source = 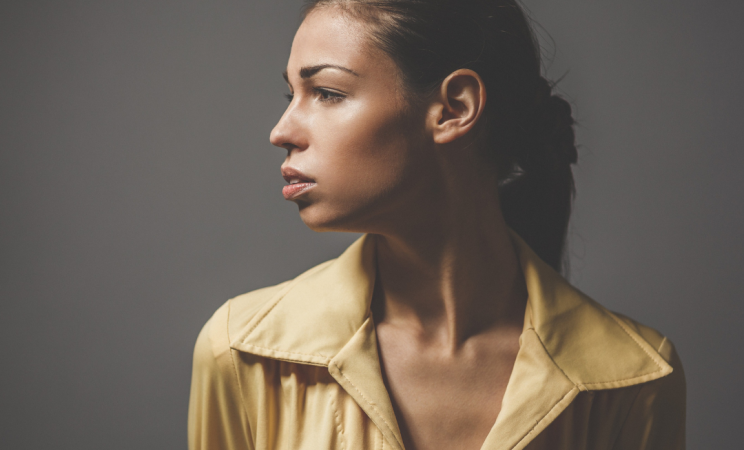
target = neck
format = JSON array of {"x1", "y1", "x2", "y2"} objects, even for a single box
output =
[{"x1": 371, "y1": 164, "x2": 527, "y2": 352}]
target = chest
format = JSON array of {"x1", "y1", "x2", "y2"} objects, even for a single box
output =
[{"x1": 374, "y1": 327, "x2": 521, "y2": 450}]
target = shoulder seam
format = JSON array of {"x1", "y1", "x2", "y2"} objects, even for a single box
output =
[{"x1": 657, "y1": 336, "x2": 669, "y2": 353}]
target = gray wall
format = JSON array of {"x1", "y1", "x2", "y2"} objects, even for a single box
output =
[{"x1": 1, "y1": 0, "x2": 741, "y2": 448}]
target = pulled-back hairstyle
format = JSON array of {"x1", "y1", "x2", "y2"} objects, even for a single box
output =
[{"x1": 304, "y1": 0, "x2": 578, "y2": 272}]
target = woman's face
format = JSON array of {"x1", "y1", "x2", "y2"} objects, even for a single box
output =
[{"x1": 270, "y1": 7, "x2": 435, "y2": 233}]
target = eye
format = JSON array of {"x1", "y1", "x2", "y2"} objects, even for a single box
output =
[
  {"x1": 314, "y1": 88, "x2": 345, "y2": 104},
  {"x1": 285, "y1": 92, "x2": 294, "y2": 102}
]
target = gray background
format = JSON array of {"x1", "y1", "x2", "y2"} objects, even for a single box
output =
[{"x1": 1, "y1": 0, "x2": 741, "y2": 448}]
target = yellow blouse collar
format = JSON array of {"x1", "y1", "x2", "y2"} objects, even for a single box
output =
[{"x1": 229, "y1": 232, "x2": 672, "y2": 450}]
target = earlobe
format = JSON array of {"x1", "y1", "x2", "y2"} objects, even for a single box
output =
[{"x1": 431, "y1": 69, "x2": 486, "y2": 145}]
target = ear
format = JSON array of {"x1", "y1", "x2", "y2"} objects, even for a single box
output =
[{"x1": 427, "y1": 69, "x2": 486, "y2": 145}]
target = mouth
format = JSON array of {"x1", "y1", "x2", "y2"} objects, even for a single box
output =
[{"x1": 281, "y1": 166, "x2": 317, "y2": 200}]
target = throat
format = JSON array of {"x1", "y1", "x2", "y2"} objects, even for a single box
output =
[{"x1": 370, "y1": 229, "x2": 527, "y2": 350}]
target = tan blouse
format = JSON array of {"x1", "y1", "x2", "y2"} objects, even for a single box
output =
[{"x1": 188, "y1": 233, "x2": 685, "y2": 449}]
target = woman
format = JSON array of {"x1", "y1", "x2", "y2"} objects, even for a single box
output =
[{"x1": 188, "y1": 1, "x2": 685, "y2": 449}]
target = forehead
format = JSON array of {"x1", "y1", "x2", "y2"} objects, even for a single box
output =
[{"x1": 287, "y1": 7, "x2": 387, "y2": 77}]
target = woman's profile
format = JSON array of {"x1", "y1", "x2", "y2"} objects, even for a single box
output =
[{"x1": 188, "y1": 1, "x2": 685, "y2": 449}]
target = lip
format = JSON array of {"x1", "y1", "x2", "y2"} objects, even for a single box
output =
[{"x1": 281, "y1": 166, "x2": 316, "y2": 200}]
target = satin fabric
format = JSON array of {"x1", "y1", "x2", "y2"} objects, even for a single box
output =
[{"x1": 188, "y1": 233, "x2": 685, "y2": 449}]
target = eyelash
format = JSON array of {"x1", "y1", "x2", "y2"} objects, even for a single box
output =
[{"x1": 285, "y1": 88, "x2": 345, "y2": 104}]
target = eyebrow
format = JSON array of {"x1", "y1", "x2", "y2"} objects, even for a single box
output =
[{"x1": 282, "y1": 64, "x2": 360, "y2": 83}]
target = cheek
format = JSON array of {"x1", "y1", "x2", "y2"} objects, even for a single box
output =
[
  {"x1": 307, "y1": 102, "x2": 424, "y2": 226},
  {"x1": 322, "y1": 109, "x2": 413, "y2": 200}
]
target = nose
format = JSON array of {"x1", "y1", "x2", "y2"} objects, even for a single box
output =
[{"x1": 270, "y1": 104, "x2": 306, "y2": 153}]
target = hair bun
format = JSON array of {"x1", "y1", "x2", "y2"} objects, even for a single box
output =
[{"x1": 531, "y1": 77, "x2": 578, "y2": 170}]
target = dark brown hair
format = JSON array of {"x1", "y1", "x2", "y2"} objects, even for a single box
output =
[{"x1": 304, "y1": 0, "x2": 578, "y2": 272}]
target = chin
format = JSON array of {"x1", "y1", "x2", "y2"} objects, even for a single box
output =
[
  {"x1": 297, "y1": 203, "x2": 340, "y2": 232},
  {"x1": 297, "y1": 202, "x2": 368, "y2": 234}
]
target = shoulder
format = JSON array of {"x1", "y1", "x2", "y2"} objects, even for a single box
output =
[
  {"x1": 226, "y1": 280, "x2": 295, "y2": 338},
  {"x1": 196, "y1": 258, "x2": 337, "y2": 357},
  {"x1": 610, "y1": 311, "x2": 681, "y2": 366},
  {"x1": 195, "y1": 280, "x2": 294, "y2": 360},
  {"x1": 609, "y1": 311, "x2": 686, "y2": 421},
  {"x1": 607, "y1": 313, "x2": 687, "y2": 448},
  {"x1": 607, "y1": 310, "x2": 685, "y2": 390},
  {"x1": 190, "y1": 283, "x2": 306, "y2": 450}
]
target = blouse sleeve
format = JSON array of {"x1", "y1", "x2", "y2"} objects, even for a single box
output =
[
  {"x1": 188, "y1": 303, "x2": 254, "y2": 450},
  {"x1": 612, "y1": 337, "x2": 686, "y2": 450}
]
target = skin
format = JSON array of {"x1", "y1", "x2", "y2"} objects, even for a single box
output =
[{"x1": 270, "y1": 7, "x2": 527, "y2": 450}]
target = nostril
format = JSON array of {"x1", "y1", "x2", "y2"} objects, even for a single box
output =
[{"x1": 270, "y1": 131, "x2": 298, "y2": 152}]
